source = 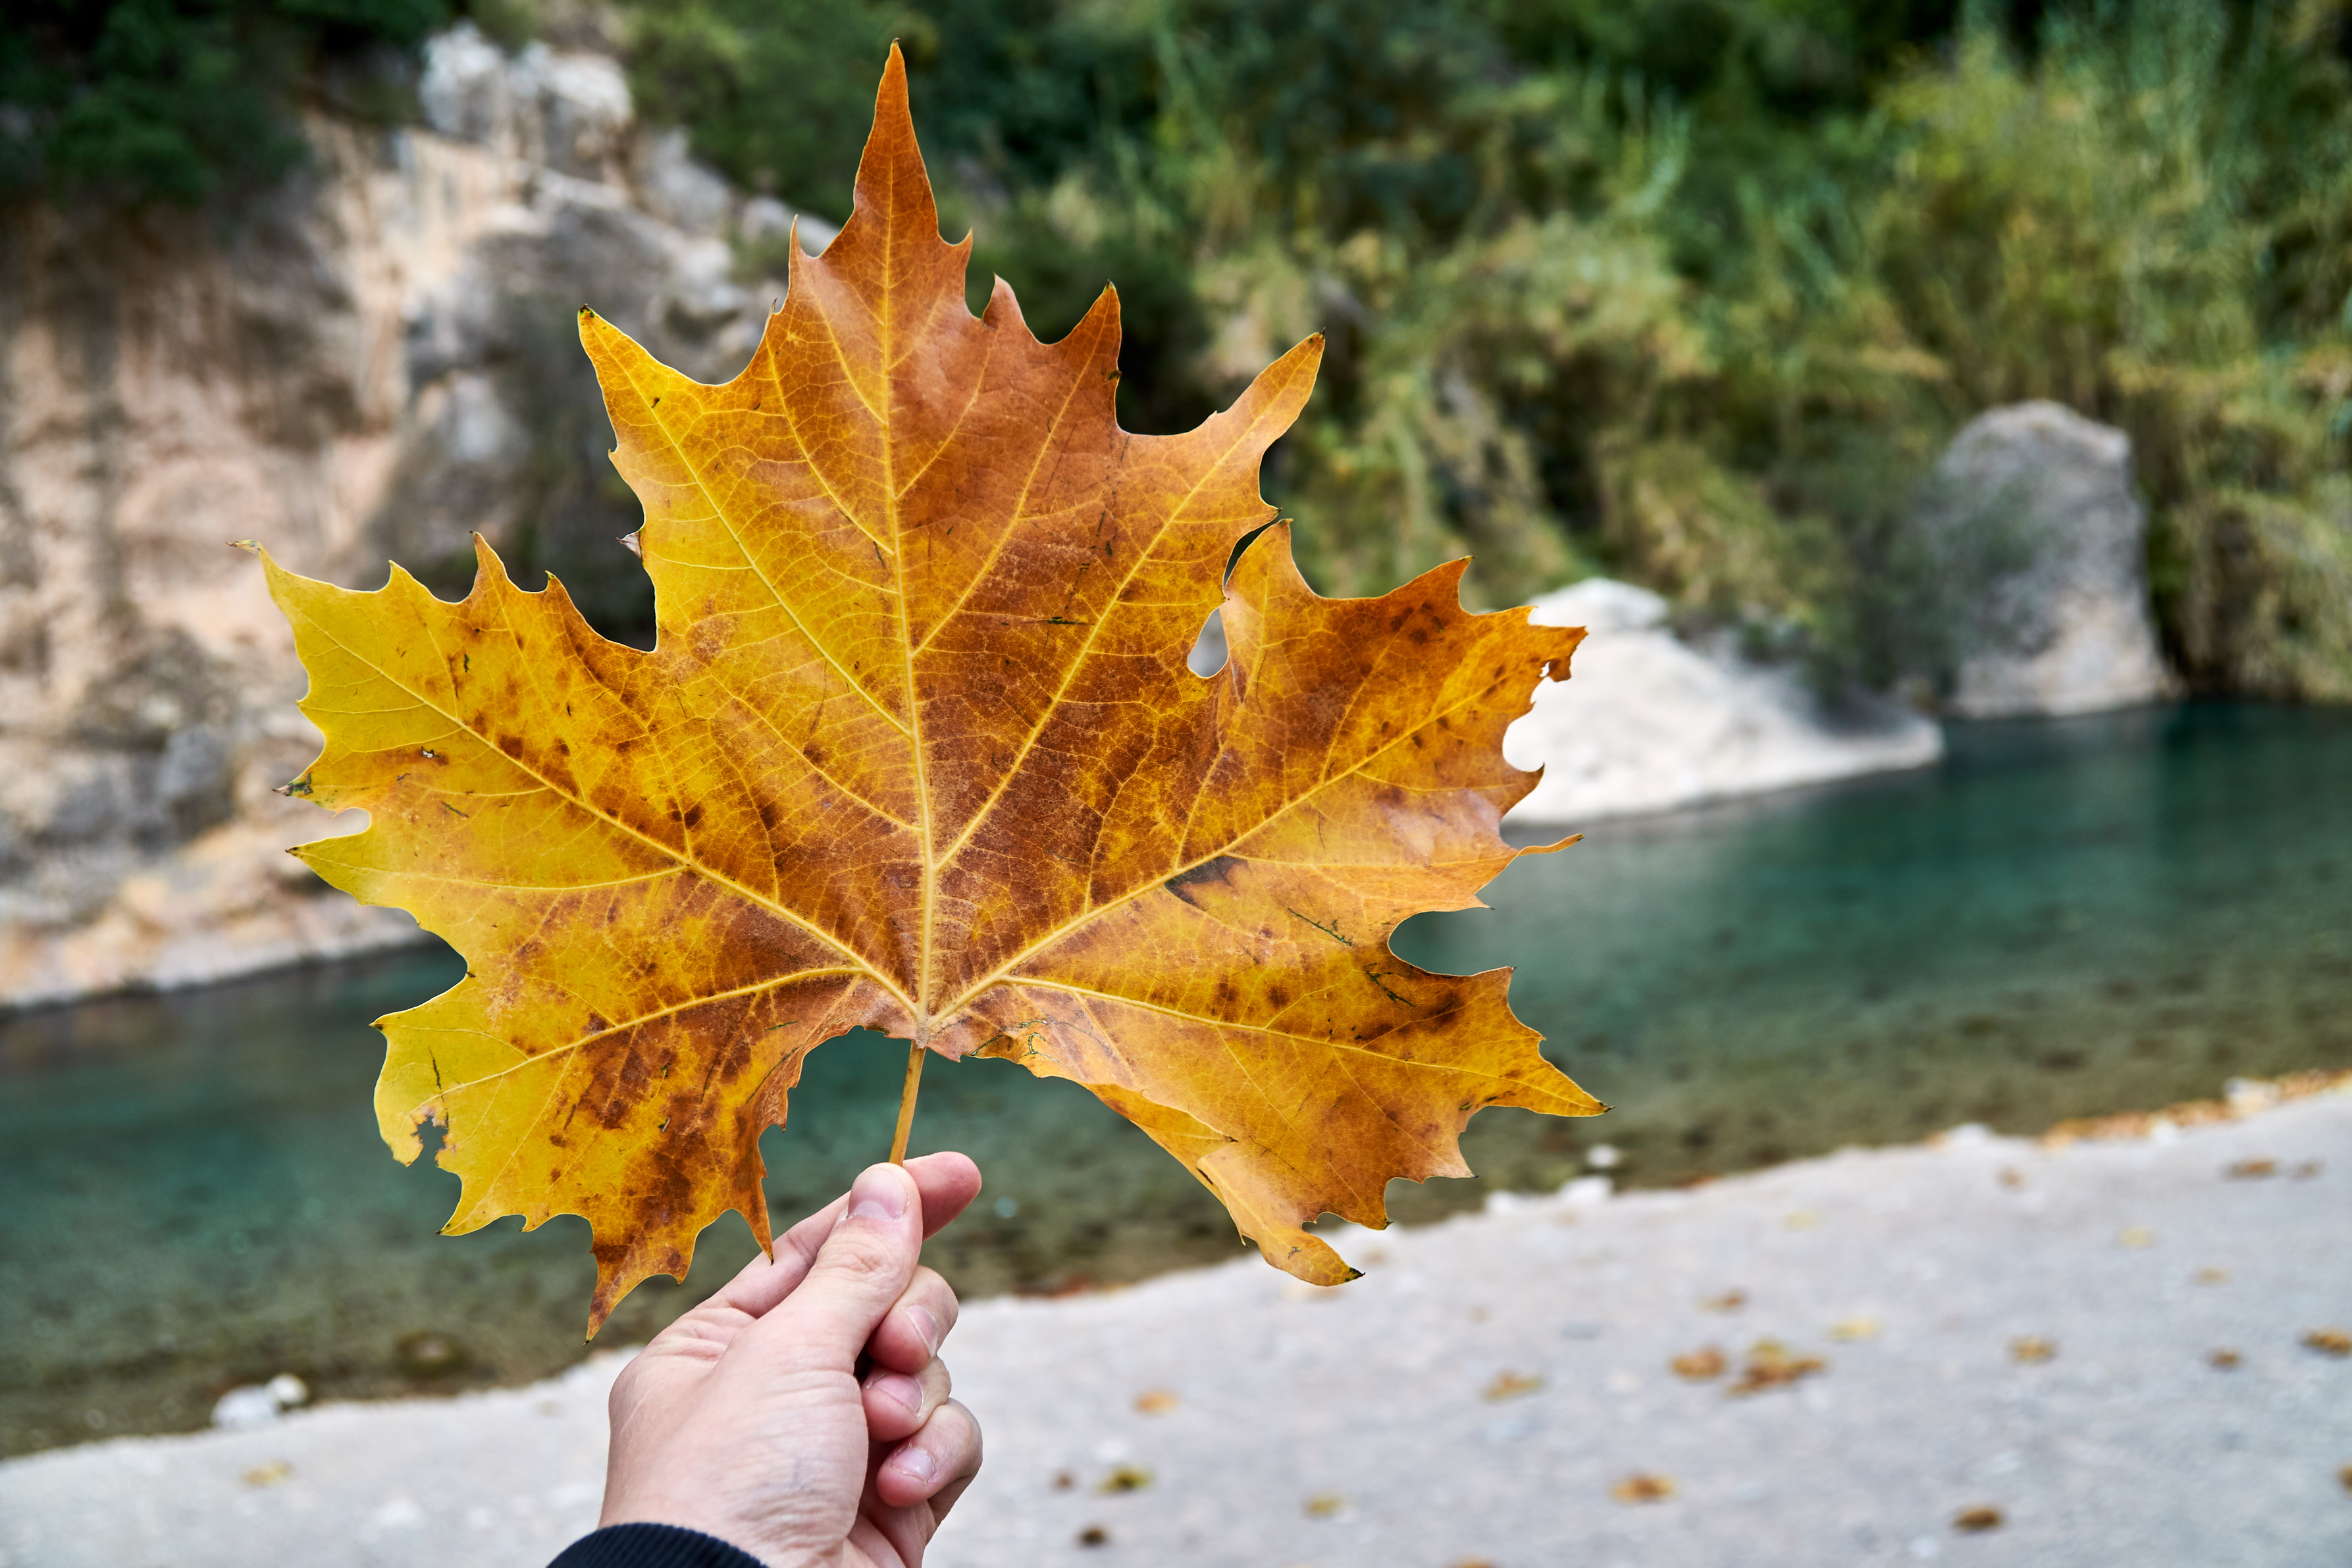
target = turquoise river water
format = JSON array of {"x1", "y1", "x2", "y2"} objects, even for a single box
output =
[{"x1": 3, "y1": 703, "x2": 2348, "y2": 1455}]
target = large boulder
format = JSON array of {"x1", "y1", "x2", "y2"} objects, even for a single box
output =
[
  {"x1": 1503, "y1": 580, "x2": 1942, "y2": 824},
  {"x1": 0, "y1": 26, "x2": 832, "y2": 1008},
  {"x1": 1923, "y1": 402, "x2": 2175, "y2": 718}
]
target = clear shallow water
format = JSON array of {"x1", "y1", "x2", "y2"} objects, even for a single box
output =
[{"x1": 4, "y1": 704, "x2": 2349, "y2": 1456}]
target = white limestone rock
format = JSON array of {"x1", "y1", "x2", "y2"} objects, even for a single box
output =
[
  {"x1": 1504, "y1": 579, "x2": 1942, "y2": 825},
  {"x1": 1925, "y1": 401, "x2": 2175, "y2": 718},
  {"x1": 420, "y1": 24, "x2": 633, "y2": 180}
]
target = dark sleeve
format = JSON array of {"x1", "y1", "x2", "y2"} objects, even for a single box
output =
[{"x1": 548, "y1": 1523, "x2": 768, "y2": 1568}]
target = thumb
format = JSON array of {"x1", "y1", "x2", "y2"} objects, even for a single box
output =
[{"x1": 754, "y1": 1163, "x2": 924, "y2": 1369}]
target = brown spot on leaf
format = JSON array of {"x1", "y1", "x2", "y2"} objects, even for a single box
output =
[{"x1": 1163, "y1": 854, "x2": 1243, "y2": 907}]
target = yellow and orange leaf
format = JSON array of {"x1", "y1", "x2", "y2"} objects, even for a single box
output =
[{"x1": 257, "y1": 47, "x2": 1602, "y2": 1331}]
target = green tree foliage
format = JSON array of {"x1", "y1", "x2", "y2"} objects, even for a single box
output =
[
  {"x1": 612, "y1": 0, "x2": 2352, "y2": 698},
  {"x1": 13, "y1": 0, "x2": 2352, "y2": 698},
  {"x1": 1, "y1": 0, "x2": 454, "y2": 204},
  {"x1": 1861, "y1": 7, "x2": 2352, "y2": 697}
]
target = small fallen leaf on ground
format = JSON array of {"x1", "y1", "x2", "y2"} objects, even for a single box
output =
[
  {"x1": 2294, "y1": 1160, "x2": 2326, "y2": 1179},
  {"x1": 1304, "y1": 1493, "x2": 1346, "y2": 1517},
  {"x1": 2194, "y1": 1267, "x2": 2230, "y2": 1285},
  {"x1": 2339, "y1": 1463, "x2": 2352, "y2": 1495},
  {"x1": 1077, "y1": 1525, "x2": 1110, "y2": 1548},
  {"x1": 2208, "y1": 1348, "x2": 2243, "y2": 1369},
  {"x1": 2303, "y1": 1328, "x2": 2352, "y2": 1357},
  {"x1": 241, "y1": 1460, "x2": 292, "y2": 1488},
  {"x1": 1829, "y1": 1316, "x2": 1881, "y2": 1342},
  {"x1": 1784, "y1": 1210, "x2": 1822, "y2": 1230},
  {"x1": 2010, "y1": 1336, "x2": 2058, "y2": 1365},
  {"x1": 1483, "y1": 1371, "x2": 1544, "y2": 1401},
  {"x1": 2225, "y1": 1159, "x2": 2277, "y2": 1179},
  {"x1": 1134, "y1": 1389, "x2": 1178, "y2": 1415},
  {"x1": 1729, "y1": 1340, "x2": 1825, "y2": 1395},
  {"x1": 1954, "y1": 1505, "x2": 2005, "y2": 1532},
  {"x1": 2118, "y1": 1226, "x2": 2157, "y2": 1248},
  {"x1": 1997, "y1": 1167, "x2": 2026, "y2": 1189},
  {"x1": 1699, "y1": 1289, "x2": 1748, "y2": 1312},
  {"x1": 1097, "y1": 1466, "x2": 1153, "y2": 1494},
  {"x1": 1052, "y1": 1471, "x2": 1074, "y2": 1491},
  {"x1": 1611, "y1": 1473, "x2": 1675, "y2": 1503},
  {"x1": 1671, "y1": 1346, "x2": 1728, "y2": 1380}
]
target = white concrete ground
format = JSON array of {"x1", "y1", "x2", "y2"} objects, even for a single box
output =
[{"x1": 4, "y1": 1087, "x2": 2347, "y2": 1568}]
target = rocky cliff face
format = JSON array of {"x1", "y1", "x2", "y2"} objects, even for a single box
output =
[
  {"x1": 1922, "y1": 402, "x2": 2177, "y2": 718},
  {"x1": 0, "y1": 26, "x2": 826, "y2": 1009}
]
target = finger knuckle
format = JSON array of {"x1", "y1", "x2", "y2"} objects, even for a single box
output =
[
  {"x1": 914, "y1": 1269, "x2": 962, "y2": 1332},
  {"x1": 818, "y1": 1228, "x2": 901, "y2": 1285},
  {"x1": 943, "y1": 1400, "x2": 984, "y2": 1469}
]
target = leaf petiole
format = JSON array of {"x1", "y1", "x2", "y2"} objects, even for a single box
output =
[{"x1": 887, "y1": 1035, "x2": 926, "y2": 1164}]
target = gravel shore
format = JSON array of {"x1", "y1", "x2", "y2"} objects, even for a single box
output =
[{"x1": 5, "y1": 1085, "x2": 2347, "y2": 1568}]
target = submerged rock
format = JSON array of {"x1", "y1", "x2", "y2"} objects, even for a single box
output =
[
  {"x1": 1504, "y1": 579, "x2": 1941, "y2": 824},
  {"x1": 1921, "y1": 402, "x2": 2176, "y2": 718},
  {"x1": 0, "y1": 26, "x2": 829, "y2": 1008}
]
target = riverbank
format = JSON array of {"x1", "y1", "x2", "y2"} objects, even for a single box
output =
[{"x1": 4, "y1": 1075, "x2": 2345, "y2": 1568}]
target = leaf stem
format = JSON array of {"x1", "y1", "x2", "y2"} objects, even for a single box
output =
[{"x1": 888, "y1": 1037, "x2": 926, "y2": 1164}]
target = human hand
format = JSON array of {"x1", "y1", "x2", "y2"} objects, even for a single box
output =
[{"x1": 597, "y1": 1153, "x2": 986, "y2": 1568}]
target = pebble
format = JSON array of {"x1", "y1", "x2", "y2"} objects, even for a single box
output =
[
  {"x1": 210, "y1": 1388, "x2": 280, "y2": 1430},
  {"x1": 211, "y1": 1373, "x2": 311, "y2": 1430}
]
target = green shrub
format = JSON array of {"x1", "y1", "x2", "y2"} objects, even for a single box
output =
[
  {"x1": 1, "y1": 0, "x2": 454, "y2": 205},
  {"x1": 1852, "y1": 4, "x2": 2352, "y2": 696},
  {"x1": 14, "y1": 0, "x2": 2351, "y2": 698}
]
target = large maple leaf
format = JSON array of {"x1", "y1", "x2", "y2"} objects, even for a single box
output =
[{"x1": 257, "y1": 48, "x2": 1602, "y2": 1330}]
